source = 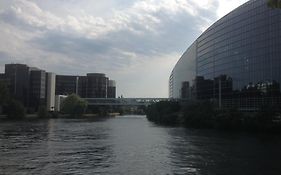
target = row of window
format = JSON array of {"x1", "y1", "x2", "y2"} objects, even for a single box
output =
[
  {"x1": 198, "y1": 1, "x2": 271, "y2": 44},
  {"x1": 198, "y1": 5, "x2": 280, "y2": 49},
  {"x1": 198, "y1": 47, "x2": 281, "y2": 67},
  {"x1": 198, "y1": 25, "x2": 280, "y2": 55}
]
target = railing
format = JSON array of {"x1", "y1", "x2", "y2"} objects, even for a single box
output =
[
  {"x1": 83, "y1": 98, "x2": 170, "y2": 106},
  {"x1": 84, "y1": 97, "x2": 281, "y2": 110}
]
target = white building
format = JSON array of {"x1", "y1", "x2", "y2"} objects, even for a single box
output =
[
  {"x1": 55, "y1": 95, "x2": 67, "y2": 112},
  {"x1": 46, "y1": 72, "x2": 56, "y2": 111}
]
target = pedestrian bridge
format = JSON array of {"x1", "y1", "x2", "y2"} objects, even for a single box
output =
[{"x1": 83, "y1": 98, "x2": 170, "y2": 106}]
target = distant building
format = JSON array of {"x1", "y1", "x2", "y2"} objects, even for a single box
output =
[
  {"x1": 55, "y1": 95, "x2": 67, "y2": 112},
  {"x1": 1, "y1": 63, "x2": 116, "y2": 112},
  {"x1": 180, "y1": 81, "x2": 190, "y2": 99},
  {"x1": 86, "y1": 73, "x2": 107, "y2": 98},
  {"x1": 5, "y1": 64, "x2": 30, "y2": 106},
  {"x1": 29, "y1": 69, "x2": 46, "y2": 111},
  {"x1": 0, "y1": 73, "x2": 5, "y2": 80},
  {"x1": 107, "y1": 80, "x2": 116, "y2": 98},
  {"x1": 56, "y1": 73, "x2": 116, "y2": 99},
  {"x1": 0, "y1": 73, "x2": 9, "y2": 86},
  {"x1": 55, "y1": 75, "x2": 78, "y2": 95},
  {"x1": 46, "y1": 72, "x2": 56, "y2": 111}
]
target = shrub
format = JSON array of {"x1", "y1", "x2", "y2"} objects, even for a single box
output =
[
  {"x1": 181, "y1": 101, "x2": 215, "y2": 128},
  {"x1": 61, "y1": 94, "x2": 88, "y2": 117},
  {"x1": 146, "y1": 101, "x2": 181, "y2": 125},
  {"x1": 5, "y1": 99, "x2": 26, "y2": 119},
  {"x1": 37, "y1": 106, "x2": 48, "y2": 118}
]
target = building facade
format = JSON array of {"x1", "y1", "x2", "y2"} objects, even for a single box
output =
[
  {"x1": 5, "y1": 64, "x2": 30, "y2": 106},
  {"x1": 1, "y1": 63, "x2": 117, "y2": 111},
  {"x1": 29, "y1": 69, "x2": 46, "y2": 110},
  {"x1": 86, "y1": 73, "x2": 108, "y2": 98},
  {"x1": 169, "y1": 42, "x2": 196, "y2": 99},
  {"x1": 3, "y1": 64, "x2": 51, "y2": 111},
  {"x1": 55, "y1": 73, "x2": 116, "y2": 98},
  {"x1": 55, "y1": 75, "x2": 78, "y2": 95},
  {"x1": 46, "y1": 72, "x2": 56, "y2": 111},
  {"x1": 169, "y1": 0, "x2": 281, "y2": 109},
  {"x1": 107, "y1": 80, "x2": 116, "y2": 98}
]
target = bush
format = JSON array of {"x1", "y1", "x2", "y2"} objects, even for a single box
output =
[
  {"x1": 215, "y1": 108, "x2": 243, "y2": 130},
  {"x1": 0, "y1": 81, "x2": 9, "y2": 113},
  {"x1": 5, "y1": 99, "x2": 26, "y2": 119},
  {"x1": 61, "y1": 94, "x2": 88, "y2": 117},
  {"x1": 147, "y1": 99, "x2": 281, "y2": 133},
  {"x1": 37, "y1": 106, "x2": 48, "y2": 118},
  {"x1": 146, "y1": 101, "x2": 181, "y2": 125},
  {"x1": 181, "y1": 101, "x2": 216, "y2": 128},
  {"x1": 252, "y1": 104, "x2": 278, "y2": 131}
]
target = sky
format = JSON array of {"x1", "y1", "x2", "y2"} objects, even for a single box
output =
[{"x1": 0, "y1": 0, "x2": 248, "y2": 97}]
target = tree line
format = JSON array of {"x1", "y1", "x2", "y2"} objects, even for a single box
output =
[
  {"x1": 146, "y1": 100, "x2": 281, "y2": 133},
  {"x1": 0, "y1": 81, "x2": 25, "y2": 119}
]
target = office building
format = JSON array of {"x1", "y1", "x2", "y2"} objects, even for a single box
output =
[
  {"x1": 55, "y1": 73, "x2": 116, "y2": 99},
  {"x1": 86, "y1": 73, "x2": 107, "y2": 98},
  {"x1": 29, "y1": 68, "x2": 46, "y2": 110},
  {"x1": 169, "y1": 0, "x2": 281, "y2": 109},
  {"x1": 55, "y1": 95, "x2": 67, "y2": 112},
  {"x1": 107, "y1": 80, "x2": 116, "y2": 98},
  {"x1": 55, "y1": 75, "x2": 78, "y2": 95},
  {"x1": 5, "y1": 64, "x2": 30, "y2": 106},
  {"x1": 1, "y1": 63, "x2": 116, "y2": 111}
]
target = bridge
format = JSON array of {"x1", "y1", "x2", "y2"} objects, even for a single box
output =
[{"x1": 83, "y1": 98, "x2": 170, "y2": 106}]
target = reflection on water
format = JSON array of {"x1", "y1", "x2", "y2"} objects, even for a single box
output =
[
  {"x1": 1, "y1": 116, "x2": 281, "y2": 175},
  {"x1": 0, "y1": 119, "x2": 114, "y2": 175},
  {"x1": 167, "y1": 129, "x2": 281, "y2": 175}
]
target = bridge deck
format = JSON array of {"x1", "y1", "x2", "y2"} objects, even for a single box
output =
[{"x1": 83, "y1": 98, "x2": 170, "y2": 106}]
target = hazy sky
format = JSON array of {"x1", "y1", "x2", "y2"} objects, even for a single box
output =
[{"x1": 0, "y1": 0, "x2": 248, "y2": 97}]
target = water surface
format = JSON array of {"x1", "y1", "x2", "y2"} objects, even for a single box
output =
[{"x1": 1, "y1": 115, "x2": 281, "y2": 174}]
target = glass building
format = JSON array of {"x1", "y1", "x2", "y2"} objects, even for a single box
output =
[
  {"x1": 169, "y1": 0, "x2": 281, "y2": 109},
  {"x1": 55, "y1": 73, "x2": 116, "y2": 98}
]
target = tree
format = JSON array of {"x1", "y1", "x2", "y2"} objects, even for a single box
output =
[
  {"x1": 146, "y1": 101, "x2": 181, "y2": 125},
  {"x1": 5, "y1": 99, "x2": 26, "y2": 119},
  {"x1": 61, "y1": 94, "x2": 88, "y2": 117},
  {"x1": 268, "y1": 0, "x2": 281, "y2": 8},
  {"x1": 0, "y1": 81, "x2": 9, "y2": 106},
  {"x1": 0, "y1": 81, "x2": 9, "y2": 114},
  {"x1": 37, "y1": 105, "x2": 48, "y2": 118}
]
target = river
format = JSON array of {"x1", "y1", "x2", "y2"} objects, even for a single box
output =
[{"x1": 0, "y1": 115, "x2": 281, "y2": 175}]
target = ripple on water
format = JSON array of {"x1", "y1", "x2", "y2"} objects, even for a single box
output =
[{"x1": 1, "y1": 117, "x2": 281, "y2": 175}]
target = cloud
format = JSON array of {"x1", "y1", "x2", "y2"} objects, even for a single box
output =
[
  {"x1": 0, "y1": 0, "x2": 247, "y2": 97},
  {"x1": 216, "y1": 0, "x2": 249, "y2": 18}
]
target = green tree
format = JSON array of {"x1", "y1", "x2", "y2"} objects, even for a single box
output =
[
  {"x1": 146, "y1": 101, "x2": 181, "y2": 125},
  {"x1": 182, "y1": 101, "x2": 215, "y2": 128},
  {"x1": 268, "y1": 0, "x2": 281, "y2": 8},
  {"x1": 0, "y1": 81, "x2": 9, "y2": 106},
  {"x1": 37, "y1": 105, "x2": 48, "y2": 118},
  {"x1": 61, "y1": 94, "x2": 88, "y2": 117},
  {"x1": 5, "y1": 99, "x2": 26, "y2": 119},
  {"x1": 0, "y1": 81, "x2": 9, "y2": 114}
]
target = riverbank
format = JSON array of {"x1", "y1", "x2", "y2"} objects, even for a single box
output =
[{"x1": 146, "y1": 101, "x2": 281, "y2": 133}]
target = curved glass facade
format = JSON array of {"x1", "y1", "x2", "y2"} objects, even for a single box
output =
[
  {"x1": 169, "y1": 42, "x2": 196, "y2": 99},
  {"x1": 170, "y1": 0, "x2": 281, "y2": 108}
]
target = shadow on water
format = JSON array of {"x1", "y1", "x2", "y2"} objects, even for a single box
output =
[{"x1": 166, "y1": 128, "x2": 281, "y2": 175}]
